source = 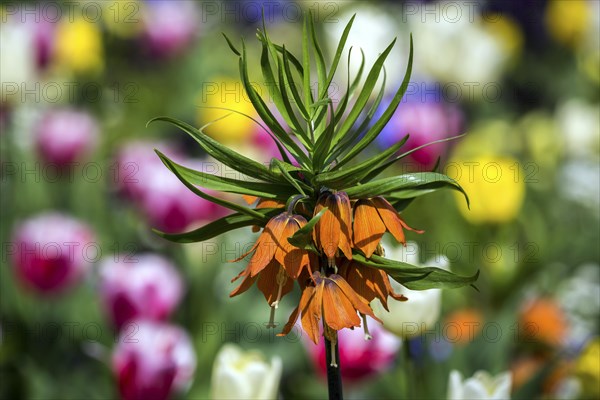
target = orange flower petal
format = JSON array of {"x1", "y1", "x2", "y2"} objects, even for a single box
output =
[
  {"x1": 353, "y1": 200, "x2": 386, "y2": 258},
  {"x1": 372, "y1": 196, "x2": 408, "y2": 244},
  {"x1": 333, "y1": 192, "x2": 353, "y2": 259},
  {"x1": 257, "y1": 261, "x2": 293, "y2": 304},
  {"x1": 331, "y1": 274, "x2": 381, "y2": 323},
  {"x1": 319, "y1": 196, "x2": 341, "y2": 259},
  {"x1": 300, "y1": 285, "x2": 321, "y2": 344},
  {"x1": 229, "y1": 273, "x2": 257, "y2": 297},
  {"x1": 279, "y1": 306, "x2": 300, "y2": 337},
  {"x1": 322, "y1": 279, "x2": 361, "y2": 331}
]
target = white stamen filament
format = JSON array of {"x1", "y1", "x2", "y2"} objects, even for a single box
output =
[{"x1": 267, "y1": 269, "x2": 287, "y2": 328}]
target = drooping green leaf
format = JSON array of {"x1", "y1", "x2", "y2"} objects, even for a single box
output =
[
  {"x1": 154, "y1": 209, "x2": 280, "y2": 243},
  {"x1": 287, "y1": 207, "x2": 328, "y2": 248},
  {"x1": 353, "y1": 253, "x2": 479, "y2": 290},
  {"x1": 155, "y1": 150, "x2": 296, "y2": 199},
  {"x1": 157, "y1": 150, "x2": 268, "y2": 220},
  {"x1": 148, "y1": 116, "x2": 284, "y2": 183},
  {"x1": 344, "y1": 172, "x2": 470, "y2": 207},
  {"x1": 282, "y1": 44, "x2": 310, "y2": 121}
]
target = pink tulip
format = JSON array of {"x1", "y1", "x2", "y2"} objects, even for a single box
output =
[
  {"x1": 304, "y1": 318, "x2": 402, "y2": 384},
  {"x1": 33, "y1": 18, "x2": 56, "y2": 70},
  {"x1": 113, "y1": 320, "x2": 196, "y2": 400},
  {"x1": 99, "y1": 254, "x2": 183, "y2": 329},
  {"x1": 141, "y1": 1, "x2": 199, "y2": 59},
  {"x1": 35, "y1": 108, "x2": 99, "y2": 167},
  {"x1": 10, "y1": 212, "x2": 96, "y2": 294}
]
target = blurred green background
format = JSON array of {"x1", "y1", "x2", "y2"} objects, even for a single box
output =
[{"x1": 1, "y1": 1, "x2": 599, "y2": 399}]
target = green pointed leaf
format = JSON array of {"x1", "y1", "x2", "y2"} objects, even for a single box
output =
[
  {"x1": 155, "y1": 150, "x2": 295, "y2": 199},
  {"x1": 361, "y1": 133, "x2": 466, "y2": 182},
  {"x1": 333, "y1": 47, "x2": 365, "y2": 127},
  {"x1": 302, "y1": 16, "x2": 313, "y2": 110},
  {"x1": 282, "y1": 44, "x2": 310, "y2": 120},
  {"x1": 336, "y1": 34, "x2": 413, "y2": 168},
  {"x1": 344, "y1": 172, "x2": 469, "y2": 207},
  {"x1": 287, "y1": 207, "x2": 328, "y2": 248},
  {"x1": 320, "y1": 14, "x2": 355, "y2": 100},
  {"x1": 330, "y1": 38, "x2": 396, "y2": 151},
  {"x1": 239, "y1": 41, "x2": 311, "y2": 166},
  {"x1": 148, "y1": 116, "x2": 284, "y2": 183},
  {"x1": 221, "y1": 33, "x2": 241, "y2": 56},
  {"x1": 154, "y1": 209, "x2": 280, "y2": 243},
  {"x1": 315, "y1": 134, "x2": 408, "y2": 187},
  {"x1": 353, "y1": 253, "x2": 479, "y2": 290},
  {"x1": 270, "y1": 158, "x2": 308, "y2": 195}
]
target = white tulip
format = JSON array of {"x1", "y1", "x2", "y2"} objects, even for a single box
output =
[
  {"x1": 211, "y1": 344, "x2": 282, "y2": 400},
  {"x1": 447, "y1": 370, "x2": 512, "y2": 400},
  {"x1": 372, "y1": 241, "x2": 447, "y2": 337}
]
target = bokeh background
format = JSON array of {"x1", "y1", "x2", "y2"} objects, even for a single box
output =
[{"x1": 1, "y1": 0, "x2": 599, "y2": 399}]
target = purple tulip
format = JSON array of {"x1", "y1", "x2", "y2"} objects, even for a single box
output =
[
  {"x1": 141, "y1": 1, "x2": 199, "y2": 59},
  {"x1": 113, "y1": 320, "x2": 196, "y2": 400},
  {"x1": 10, "y1": 212, "x2": 96, "y2": 294},
  {"x1": 33, "y1": 18, "x2": 56, "y2": 70},
  {"x1": 376, "y1": 83, "x2": 464, "y2": 169},
  {"x1": 35, "y1": 108, "x2": 99, "y2": 167},
  {"x1": 304, "y1": 317, "x2": 401, "y2": 384},
  {"x1": 99, "y1": 254, "x2": 183, "y2": 329}
]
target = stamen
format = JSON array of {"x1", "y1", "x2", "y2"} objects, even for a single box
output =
[
  {"x1": 361, "y1": 313, "x2": 372, "y2": 341},
  {"x1": 267, "y1": 268, "x2": 287, "y2": 328},
  {"x1": 327, "y1": 257, "x2": 338, "y2": 274}
]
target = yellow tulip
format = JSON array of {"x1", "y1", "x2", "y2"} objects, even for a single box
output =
[
  {"x1": 545, "y1": 0, "x2": 590, "y2": 48},
  {"x1": 575, "y1": 339, "x2": 600, "y2": 398},
  {"x1": 196, "y1": 77, "x2": 258, "y2": 144},
  {"x1": 54, "y1": 17, "x2": 103, "y2": 75},
  {"x1": 447, "y1": 155, "x2": 525, "y2": 224}
]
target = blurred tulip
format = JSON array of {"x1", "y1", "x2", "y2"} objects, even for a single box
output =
[
  {"x1": 211, "y1": 343, "x2": 281, "y2": 400},
  {"x1": 196, "y1": 77, "x2": 258, "y2": 144},
  {"x1": 545, "y1": 0, "x2": 591, "y2": 48},
  {"x1": 99, "y1": 254, "x2": 183, "y2": 329},
  {"x1": 304, "y1": 316, "x2": 401, "y2": 384},
  {"x1": 447, "y1": 370, "x2": 512, "y2": 400},
  {"x1": 54, "y1": 17, "x2": 103, "y2": 75},
  {"x1": 32, "y1": 18, "x2": 56, "y2": 70},
  {"x1": 35, "y1": 108, "x2": 99, "y2": 166},
  {"x1": 556, "y1": 99, "x2": 600, "y2": 160},
  {"x1": 141, "y1": 0, "x2": 199, "y2": 58},
  {"x1": 574, "y1": 339, "x2": 600, "y2": 399},
  {"x1": 11, "y1": 212, "x2": 95, "y2": 294},
  {"x1": 376, "y1": 85, "x2": 464, "y2": 169},
  {"x1": 0, "y1": 18, "x2": 36, "y2": 102},
  {"x1": 372, "y1": 242, "x2": 446, "y2": 338},
  {"x1": 449, "y1": 155, "x2": 525, "y2": 224},
  {"x1": 443, "y1": 309, "x2": 484, "y2": 345},
  {"x1": 113, "y1": 320, "x2": 196, "y2": 400},
  {"x1": 519, "y1": 297, "x2": 568, "y2": 347}
]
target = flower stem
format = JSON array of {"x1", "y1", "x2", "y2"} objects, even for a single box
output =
[{"x1": 325, "y1": 336, "x2": 343, "y2": 400}]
